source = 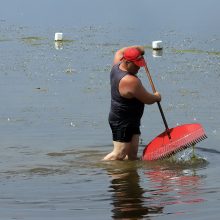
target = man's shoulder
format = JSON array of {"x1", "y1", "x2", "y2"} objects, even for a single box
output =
[
  {"x1": 111, "y1": 62, "x2": 120, "y2": 72},
  {"x1": 120, "y1": 75, "x2": 141, "y2": 92},
  {"x1": 121, "y1": 74, "x2": 140, "y2": 83},
  {"x1": 119, "y1": 75, "x2": 141, "y2": 97},
  {"x1": 112, "y1": 62, "x2": 120, "y2": 68}
]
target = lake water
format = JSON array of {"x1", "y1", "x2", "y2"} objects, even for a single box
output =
[{"x1": 0, "y1": 0, "x2": 220, "y2": 219}]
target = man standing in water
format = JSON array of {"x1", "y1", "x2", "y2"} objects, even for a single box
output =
[{"x1": 103, "y1": 45, "x2": 161, "y2": 161}]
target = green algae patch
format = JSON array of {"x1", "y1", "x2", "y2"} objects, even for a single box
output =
[
  {"x1": 143, "y1": 44, "x2": 153, "y2": 49},
  {"x1": 0, "y1": 37, "x2": 11, "y2": 42},
  {"x1": 21, "y1": 36, "x2": 45, "y2": 46},
  {"x1": 172, "y1": 48, "x2": 220, "y2": 56}
]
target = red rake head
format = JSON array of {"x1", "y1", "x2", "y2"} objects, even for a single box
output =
[{"x1": 142, "y1": 123, "x2": 207, "y2": 161}]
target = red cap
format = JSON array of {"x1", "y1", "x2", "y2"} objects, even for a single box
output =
[{"x1": 122, "y1": 48, "x2": 145, "y2": 67}]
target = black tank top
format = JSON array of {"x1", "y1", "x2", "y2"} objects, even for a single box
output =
[{"x1": 109, "y1": 63, "x2": 144, "y2": 127}]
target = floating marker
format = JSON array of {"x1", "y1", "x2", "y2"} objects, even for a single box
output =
[
  {"x1": 54, "y1": 32, "x2": 63, "y2": 41},
  {"x1": 152, "y1": 40, "x2": 163, "y2": 50}
]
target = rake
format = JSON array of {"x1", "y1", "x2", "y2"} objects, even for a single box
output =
[{"x1": 142, "y1": 60, "x2": 207, "y2": 161}]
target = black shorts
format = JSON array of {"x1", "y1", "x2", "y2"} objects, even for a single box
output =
[{"x1": 109, "y1": 122, "x2": 141, "y2": 142}]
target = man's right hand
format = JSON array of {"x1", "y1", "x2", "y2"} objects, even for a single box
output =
[{"x1": 154, "y1": 91, "x2": 161, "y2": 102}]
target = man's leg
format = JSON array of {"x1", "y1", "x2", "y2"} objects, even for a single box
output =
[
  {"x1": 127, "y1": 134, "x2": 140, "y2": 160},
  {"x1": 102, "y1": 141, "x2": 130, "y2": 161},
  {"x1": 102, "y1": 135, "x2": 139, "y2": 161}
]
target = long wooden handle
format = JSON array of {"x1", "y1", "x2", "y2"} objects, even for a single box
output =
[{"x1": 144, "y1": 63, "x2": 171, "y2": 138}]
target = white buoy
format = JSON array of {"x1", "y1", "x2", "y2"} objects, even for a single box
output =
[
  {"x1": 152, "y1": 40, "x2": 163, "y2": 50},
  {"x1": 54, "y1": 32, "x2": 63, "y2": 41}
]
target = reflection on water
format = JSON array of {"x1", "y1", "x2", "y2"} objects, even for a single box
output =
[
  {"x1": 145, "y1": 167, "x2": 205, "y2": 208},
  {"x1": 106, "y1": 163, "x2": 163, "y2": 219},
  {"x1": 105, "y1": 159, "x2": 206, "y2": 219},
  {"x1": 152, "y1": 49, "x2": 163, "y2": 58},
  {"x1": 54, "y1": 41, "x2": 63, "y2": 50},
  {"x1": 0, "y1": 144, "x2": 212, "y2": 219}
]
